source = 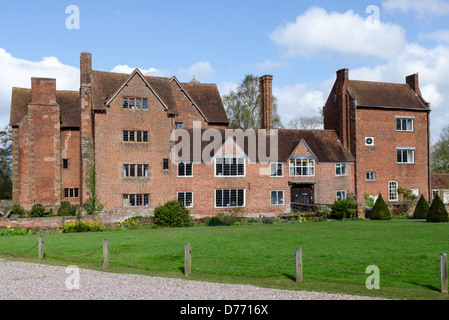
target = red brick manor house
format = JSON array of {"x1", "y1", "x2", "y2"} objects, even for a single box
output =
[{"x1": 9, "y1": 52, "x2": 432, "y2": 217}]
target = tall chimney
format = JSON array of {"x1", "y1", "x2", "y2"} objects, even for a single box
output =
[
  {"x1": 80, "y1": 52, "x2": 92, "y2": 86},
  {"x1": 31, "y1": 78, "x2": 57, "y2": 105},
  {"x1": 259, "y1": 75, "x2": 273, "y2": 129},
  {"x1": 406, "y1": 73, "x2": 421, "y2": 96}
]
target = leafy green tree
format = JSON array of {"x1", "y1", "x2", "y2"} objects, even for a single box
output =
[
  {"x1": 431, "y1": 124, "x2": 449, "y2": 173},
  {"x1": 0, "y1": 126, "x2": 12, "y2": 199},
  {"x1": 223, "y1": 74, "x2": 283, "y2": 129}
]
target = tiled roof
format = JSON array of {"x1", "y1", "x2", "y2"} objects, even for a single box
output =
[
  {"x1": 91, "y1": 70, "x2": 229, "y2": 124},
  {"x1": 347, "y1": 80, "x2": 429, "y2": 110},
  {"x1": 431, "y1": 173, "x2": 449, "y2": 189},
  {"x1": 10, "y1": 88, "x2": 80, "y2": 127}
]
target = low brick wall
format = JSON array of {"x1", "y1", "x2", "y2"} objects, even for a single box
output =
[{"x1": 0, "y1": 208, "x2": 154, "y2": 231}]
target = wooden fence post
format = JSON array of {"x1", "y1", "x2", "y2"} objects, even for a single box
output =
[
  {"x1": 38, "y1": 236, "x2": 44, "y2": 259},
  {"x1": 103, "y1": 239, "x2": 109, "y2": 269},
  {"x1": 185, "y1": 243, "x2": 191, "y2": 276},
  {"x1": 296, "y1": 247, "x2": 302, "y2": 283},
  {"x1": 441, "y1": 253, "x2": 447, "y2": 294}
]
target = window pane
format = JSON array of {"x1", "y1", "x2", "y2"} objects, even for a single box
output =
[
  {"x1": 124, "y1": 165, "x2": 129, "y2": 177},
  {"x1": 278, "y1": 191, "x2": 284, "y2": 205},
  {"x1": 144, "y1": 194, "x2": 149, "y2": 206},
  {"x1": 238, "y1": 189, "x2": 244, "y2": 206},
  {"x1": 129, "y1": 98, "x2": 135, "y2": 108},
  {"x1": 143, "y1": 132, "x2": 148, "y2": 142},
  {"x1": 144, "y1": 165, "x2": 149, "y2": 177},
  {"x1": 271, "y1": 191, "x2": 277, "y2": 205},
  {"x1": 178, "y1": 163, "x2": 185, "y2": 176},
  {"x1": 216, "y1": 158, "x2": 223, "y2": 175},
  {"x1": 186, "y1": 163, "x2": 192, "y2": 176},
  {"x1": 136, "y1": 99, "x2": 141, "y2": 109},
  {"x1": 137, "y1": 131, "x2": 142, "y2": 142},
  {"x1": 186, "y1": 192, "x2": 193, "y2": 207},
  {"x1": 130, "y1": 194, "x2": 135, "y2": 206},
  {"x1": 223, "y1": 190, "x2": 230, "y2": 206},
  {"x1": 130, "y1": 165, "x2": 135, "y2": 177},
  {"x1": 137, "y1": 165, "x2": 143, "y2": 177},
  {"x1": 136, "y1": 194, "x2": 142, "y2": 206},
  {"x1": 143, "y1": 99, "x2": 148, "y2": 110},
  {"x1": 123, "y1": 98, "x2": 128, "y2": 108},
  {"x1": 216, "y1": 190, "x2": 222, "y2": 207},
  {"x1": 123, "y1": 131, "x2": 129, "y2": 142},
  {"x1": 129, "y1": 131, "x2": 135, "y2": 142},
  {"x1": 237, "y1": 158, "x2": 244, "y2": 176}
]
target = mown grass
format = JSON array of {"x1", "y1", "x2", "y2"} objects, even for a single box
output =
[{"x1": 1, "y1": 219, "x2": 449, "y2": 300}]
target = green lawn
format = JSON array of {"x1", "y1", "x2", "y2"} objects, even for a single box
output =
[{"x1": 1, "y1": 219, "x2": 449, "y2": 300}]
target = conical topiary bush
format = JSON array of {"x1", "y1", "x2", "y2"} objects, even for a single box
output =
[
  {"x1": 427, "y1": 193, "x2": 448, "y2": 222},
  {"x1": 370, "y1": 193, "x2": 391, "y2": 220},
  {"x1": 413, "y1": 194, "x2": 429, "y2": 219}
]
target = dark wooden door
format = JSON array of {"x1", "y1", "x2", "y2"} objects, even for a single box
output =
[{"x1": 291, "y1": 186, "x2": 313, "y2": 204}]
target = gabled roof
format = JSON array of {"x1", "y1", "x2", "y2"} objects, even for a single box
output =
[
  {"x1": 91, "y1": 69, "x2": 229, "y2": 124},
  {"x1": 10, "y1": 88, "x2": 80, "y2": 127},
  {"x1": 104, "y1": 69, "x2": 169, "y2": 111},
  {"x1": 347, "y1": 80, "x2": 429, "y2": 110},
  {"x1": 172, "y1": 128, "x2": 355, "y2": 163}
]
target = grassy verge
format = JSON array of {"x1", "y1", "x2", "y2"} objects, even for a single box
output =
[{"x1": 1, "y1": 219, "x2": 448, "y2": 300}]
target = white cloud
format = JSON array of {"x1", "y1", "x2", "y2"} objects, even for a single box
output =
[
  {"x1": 110, "y1": 64, "x2": 170, "y2": 77},
  {"x1": 274, "y1": 83, "x2": 325, "y2": 126},
  {"x1": 217, "y1": 81, "x2": 239, "y2": 97},
  {"x1": 177, "y1": 61, "x2": 215, "y2": 83},
  {"x1": 270, "y1": 7, "x2": 407, "y2": 59},
  {"x1": 419, "y1": 29, "x2": 449, "y2": 43},
  {"x1": 0, "y1": 49, "x2": 79, "y2": 127},
  {"x1": 382, "y1": 0, "x2": 449, "y2": 17}
]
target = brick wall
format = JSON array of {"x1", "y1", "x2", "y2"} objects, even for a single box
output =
[{"x1": 355, "y1": 108, "x2": 430, "y2": 203}]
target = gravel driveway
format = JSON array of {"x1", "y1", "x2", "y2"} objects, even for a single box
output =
[{"x1": 0, "y1": 259, "x2": 386, "y2": 301}]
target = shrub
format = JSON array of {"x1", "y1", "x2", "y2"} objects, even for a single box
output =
[
  {"x1": 153, "y1": 200, "x2": 192, "y2": 228},
  {"x1": 413, "y1": 195, "x2": 429, "y2": 219},
  {"x1": 330, "y1": 197, "x2": 357, "y2": 220},
  {"x1": 370, "y1": 193, "x2": 391, "y2": 220},
  {"x1": 58, "y1": 201, "x2": 77, "y2": 216},
  {"x1": 29, "y1": 204, "x2": 45, "y2": 218},
  {"x1": 427, "y1": 194, "x2": 448, "y2": 223},
  {"x1": 62, "y1": 220, "x2": 102, "y2": 233},
  {"x1": 11, "y1": 204, "x2": 26, "y2": 217},
  {"x1": 315, "y1": 205, "x2": 331, "y2": 220}
]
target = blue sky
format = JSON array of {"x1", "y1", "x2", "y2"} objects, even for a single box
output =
[{"x1": 1, "y1": 0, "x2": 449, "y2": 142}]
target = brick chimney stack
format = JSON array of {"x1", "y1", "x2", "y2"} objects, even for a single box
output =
[
  {"x1": 80, "y1": 52, "x2": 92, "y2": 86},
  {"x1": 31, "y1": 78, "x2": 57, "y2": 105},
  {"x1": 259, "y1": 75, "x2": 273, "y2": 130},
  {"x1": 406, "y1": 73, "x2": 421, "y2": 96}
]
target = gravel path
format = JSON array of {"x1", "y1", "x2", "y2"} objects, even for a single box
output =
[{"x1": 0, "y1": 259, "x2": 386, "y2": 300}]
